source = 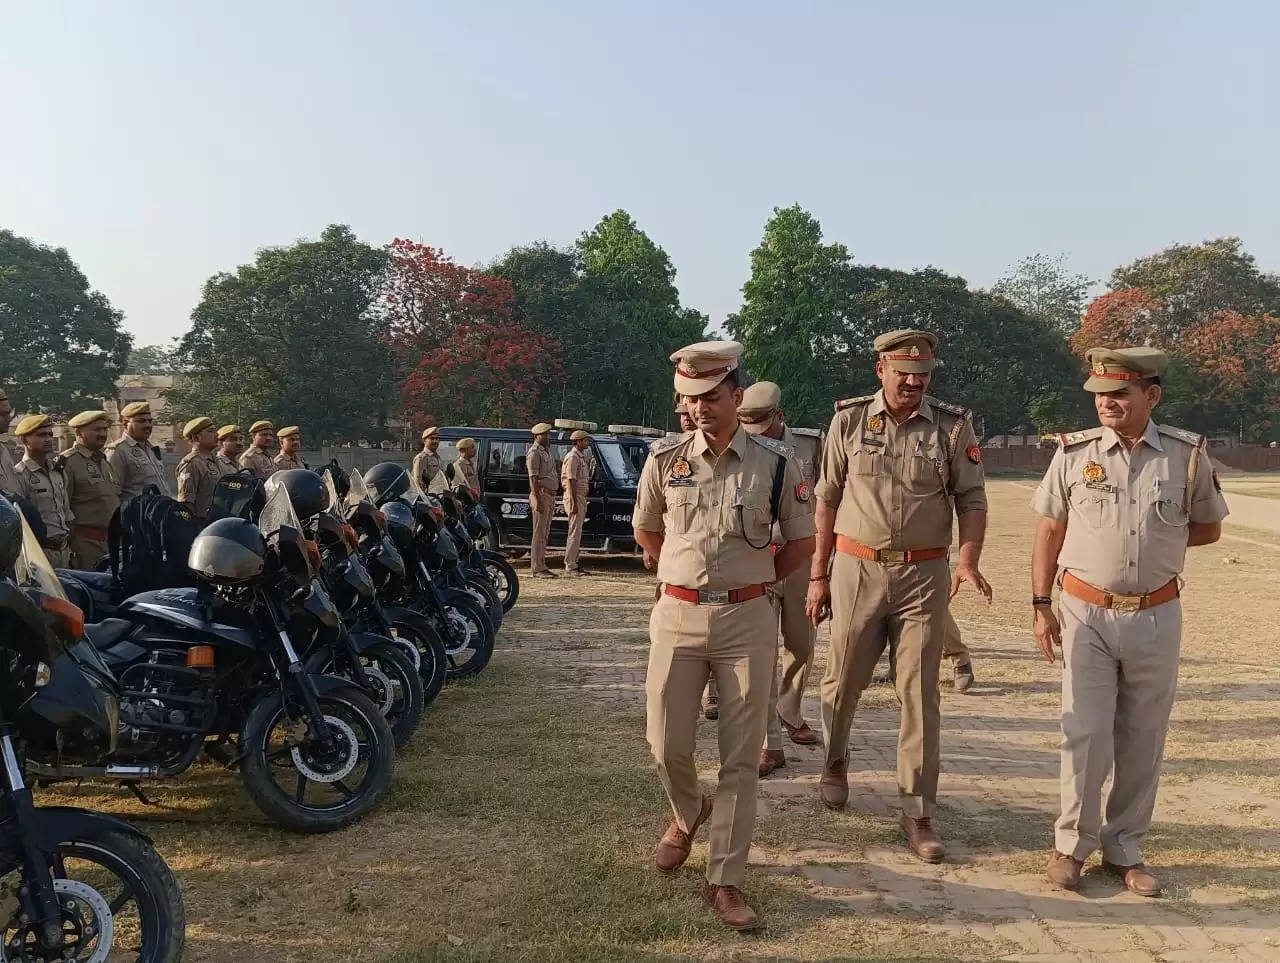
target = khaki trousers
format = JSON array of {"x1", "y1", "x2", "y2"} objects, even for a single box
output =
[
  {"x1": 646, "y1": 593, "x2": 775, "y2": 886},
  {"x1": 1055, "y1": 592, "x2": 1181, "y2": 866},
  {"x1": 942, "y1": 610, "x2": 970, "y2": 664},
  {"x1": 69, "y1": 536, "x2": 108, "y2": 571},
  {"x1": 764, "y1": 567, "x2": 815, "y2": 750},
  {"x1": 562, "y1": 497, "x2": 586, "y2": 571},
  {"x1": 820, "y1": 553, "x2": 948, "y2": 818},
  {"x1": 529, "y1": 490, "x2": 554, "y2": 573},
  {"x1": 43, "y1": 546, "x2": 70, "y2": 569}
]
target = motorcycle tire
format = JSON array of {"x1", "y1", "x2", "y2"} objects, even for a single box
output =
[
  {"x1": 304, "y1": 642, "x2": 425, "y2": 751},
  {"x1": 18, "y1": 830, "x2": 187, "y2": 963},
  {"x1": 463, "y1": 574, "x2": 504, "y2": 634},
  {"x1": 438, "y1": 592, "x2": 495, "y2": 680},
  {"x1": 480, "y1": 550, "x2": 519, "y2": 613},
  {"x1": 385, "y1": 611, "x2": 447, "y2": 705},
  {"x1": 240, "y1": 684, "x2": 394, "y2": 833}
]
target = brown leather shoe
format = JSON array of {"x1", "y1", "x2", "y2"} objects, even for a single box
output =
[
  {"x1": 819, "y1": 757, "x2": 849, "y2": 810},
  {"x1": 781, "y1": 716, "x2": 821, "y2": 746},
  {"x1": 702, "y1": 883, "x2": 761, "y2": 931},
  {"x1": 654, "y1": 796, "x2": 713, "y2": 873},
  {"x1": 759, "y1": 748, "x2": 786, "y2": 777},
  {"x1": 1102, "y1": 861, "x2": 1162, "y2": 897},
  {"x1": 702, "y1": 697, "x2": 719, "y2": 721},
  {"x1": 900, "y1": 814, "x2": 945, "y2": 863},
  {"x1": 1046, "y1": 851, "x2": 1083, "y2": 891}
]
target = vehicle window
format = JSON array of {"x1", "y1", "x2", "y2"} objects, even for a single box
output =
[
  {"x1": 436, "y1": 440, "x2": 460, "y2": 465},
  {"x1": 595, "y1": 441, "x2": 639, "y2": 486},
  {"x1": 488, "y1": 441, "x2": 526, "y2": 475}
]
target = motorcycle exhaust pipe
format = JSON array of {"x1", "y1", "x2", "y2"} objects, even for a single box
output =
[{"x1": 28, "y1": 761, "x2": 165, "y2": 778}]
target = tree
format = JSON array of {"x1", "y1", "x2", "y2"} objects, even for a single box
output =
[
  {"x1": 1181, "y1": 310, "x2": 1280, "y2": 439},
  {"x1": 170, "y1": 225, "x2": 390, "y2": 441},
  {"x1": 1070, "y1": 289, "x2": 1168, "y2": 355},
  {"x1": 726, "y1": 205, "x2": 858, "y2": 427},
  {"x1": 125, "y1": 343, "x2": 180, "y2": 374},
  {"x1": 0, "y1": 228, "x2": 132, "y2": 415},
  {"x1": 991, "y1": 254, "x2": 1093, "y2": 337}
]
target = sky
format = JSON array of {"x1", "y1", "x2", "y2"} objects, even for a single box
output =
[{"x1": 2, "y1": 1, "x2": 1277, "y2": 347}]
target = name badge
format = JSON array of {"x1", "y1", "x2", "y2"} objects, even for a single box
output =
[{"x1": 666, "y1": 478, "x2": 696, "y2": 488}]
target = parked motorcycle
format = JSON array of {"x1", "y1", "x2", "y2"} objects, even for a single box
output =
[{"x1": 452, "y1": 486, "x2": 519, "y2": 614}]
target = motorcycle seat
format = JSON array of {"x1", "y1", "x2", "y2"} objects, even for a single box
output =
[
  {"x1": 57, "y1": 569, "x2": 119, "y2": 594},
  {"x1": 85, "y1": 618, "x2": 134, "y2": 650}
]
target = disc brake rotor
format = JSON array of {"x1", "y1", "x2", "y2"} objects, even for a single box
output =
[
  {"x1": 444, "y1": 611, "x2": 473, "y2": 655},
  {"x1": 290, "y1": 714, "x2": 359, "y2": 784},
  {"x1": 360, "y1": 661, "x2": 397, "y2": 715},
  {"x1": 3, "y1": 878, "x2": 115, "y2": 963},
  {"x1": 391, "y1": 635, "x2": 421, "y2": 671}
]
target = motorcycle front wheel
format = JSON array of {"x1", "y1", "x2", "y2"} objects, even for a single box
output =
[
  {"x1": 480, "y1": 551, "x2": 519, "y2": 613},
  {"x1": 240, "y1": 685, "x2": 394, "y2": 833},
  {"x1": 305, "y1": 642, "x2": 425, "y2": 750},
  {"x1": 385, "y1": 611, "x2": 447, "y2": 705},
  {"x1": 463, "y1": 574, "x2": 504, "y2": 633},
  {"x1": 436, "y1": 593, "x2": 495, "y2": 680},
  {"x1": 2, "y1": 830, "x2": 185, "y2": 963}
]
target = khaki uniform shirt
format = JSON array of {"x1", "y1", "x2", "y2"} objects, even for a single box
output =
[
  {"x1": 239, "y1": 446, "x2": 276, "y2": 481},
  {"x1": 176, "y1": 450, "x2": 220, "y2": 518},
  {"x1": 526, "y1": 444, "x2": 557, "y2": 495},
  {"x1": 816, "y1": 391, "x2": 987, "y2": 551},
  {"x1": 62, "y1": 443, "x2": 120, "y2": 531},
  {"x1": 215, "y1": 453, "x2": 240, "y2": 477},
  {"x1": 272, "y1": 451, "x2": 305, "y2": 472},
  {"x1": 412, "y1": 449, "x2": 442, "y2": 491},
  {"x1": 0, "y1": 436, "x2": 18, "y2": 495},
  {"x1": 1032, "y1": 421, "x2": 1229, "y2": 595},
  {"x1": 634, "y1": 427, "x2": 815, "y2": 590},
  {"x1": 12, "y1": 454, "x2": 73, "y2": 544},
  {"x1": 449, "y1": 455, "x2": 480, "y2": 493},
  {"x1": 767, "y1": 425, "x2": 820, "y2": 545},
  {"x1": 562, "y1": 447, "x2": 590, "y2": 498},
  {"x1": 107, "y1": 434, "x2": 171, "y2": 502}
]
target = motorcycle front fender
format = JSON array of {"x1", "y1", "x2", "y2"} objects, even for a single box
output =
[
  {"x1": 346, "y1": 631, "x2": 395, "y2": 655},
  {"x1": 0, "y1": 806, "x2": 150, "y2": 869}
]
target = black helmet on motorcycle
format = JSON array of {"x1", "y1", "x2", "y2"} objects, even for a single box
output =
[
  {"x1": 0, "y1": 494, "x2": 22, "y2": 573},
  {"x1": 265, "y1": 469, "x2": 330, "y2": 520},
  {"x1": 453, "y1": 485, "x2": 477, "y2": 509},
  {"x1": 188, "y1": 517, "x2": 267, "y2": 584},
  {"x1": 363, "y1": 462, "x2": 410, "y2": 507},
  {"x1": 435, "y1": 492, "x2": 461, "y2": 522},
  {"x1": 381, "y1": 501, "x2": 415, "y2": 551}
]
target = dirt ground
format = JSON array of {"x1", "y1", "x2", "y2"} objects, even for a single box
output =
[{"x1": 33, "y1": 480, "x2": 1280, "y2": 961}]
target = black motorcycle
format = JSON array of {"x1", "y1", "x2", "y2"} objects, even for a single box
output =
[
  {"x1": 0, "y1": 496, "x2": 185, "y2": 962},
  {"x1": 452, "y1": 486, "x2": 519, "y2": 614},
  {"x1": 31, "y1": 484, "x2": 396, "y2": 834},
  {"x1": 430, "y1": 491, "x2": 505, "y2": 632}
]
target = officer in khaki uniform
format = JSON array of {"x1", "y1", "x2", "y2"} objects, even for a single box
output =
[
  {"x1": 736, "y1": 382, "x2": 823, "y2": 777},
  {"x1": 11, "y1": 414, "x2": 73, "y2": 566},
  {"x1": 239, "y1": 420, "x2": 277, "y2": 480},
  {"x1": 807, "y1": 329, "x2": 989, "y2": 863},
  {"x1": 63, "y1": 411, "x2": 120, "y2": 568},
  {"x1": 176, "y1": 418, "x2": 221, "y2": 519},
  {"x1": 633, "y1": 341, "x2": 815, "y2": 931},
  {"x1": 107, "y1": 401, "x2": 171, "y2": 503},
  {"x1": 273, "y1": 426, "x2": 306, "y2": 471},
  {"x1": 525, "y1": 423, "x2": 558, "y2": 578},
  {"x1": 446, "y1": 437, "x2": 481, "y2": 493},
  {"x1": 0, "y1": 389, "x2": 17, "y2": 495},
  {"x1": 215, "y1": 425, "x2": 244, "y2": 476},
  {"x1": 1033, "y1": 347, "x2": 1228, "y2": 898},
  {"x1": 561, "y1": 429, "x2": 591, "y2": 576},
  {"x1": 412, "y1": 427, "x2": 444, "y2": 491}
]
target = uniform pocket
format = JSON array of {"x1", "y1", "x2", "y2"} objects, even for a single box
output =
[
  {"x1": 1150, "y1": 482, "x2": 1188, "y2": 527},
  {"x1": 906, "y1": 450, "x2": 943, "y2": 494},
  {"x1": 665, "y1": 486, "x2": 698, "y2": 534},
  {"x1": 850, "y1": 448, "x2": 882, "y2": 476},
  {"x1": 1069, "y1": 487, "x2": 1116, "y2": 529},
  {"x1": 732, "y1": 487, "x2": 771, "y2": 542}
]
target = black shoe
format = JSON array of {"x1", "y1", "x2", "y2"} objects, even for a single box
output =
[{"x1": 953, "y1": 662, "x2": 974, "y2": 693}]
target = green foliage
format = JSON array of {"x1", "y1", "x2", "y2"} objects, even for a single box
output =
[
  {"x1": 125, "y1": 343, "x2": 180, "y2": 374},
  {"x1": 169, "y1": 225, "x2": 390, "y2": 441},
  {"x1": 0, "y1": 228, "x2": 132, "y2": 415},
  {"x1": 992, "y1": 254, "x2": 1093, "y2": 337}
]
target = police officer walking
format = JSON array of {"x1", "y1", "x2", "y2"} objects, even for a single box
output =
[
  {"x1": 736, "y1": 382, "x2": 823, "y2": 776},
  {"x1": 447, "y1": 437, "x2": 480, "y2": 494},
  {"x1": 239, "y1": 420, "x2": 277, "y2": 480},
  {"x1": 107, "y1": 401, "x2": 171, "y2": 503},
  {"x1": 1033, "y1": 347, "x2": 1228, "y2": 897},
  {"x1": 11, "y1": 415, "x2": 73, "y2": 566},
  {"x1": 633, "y1": 342, "x2": 814, "y2": 931},
  {"x1": 62, "y1": 411, "x2": 120, "y2": 569},
  {"x1": 561, "y1": 429, "x2": 591, "y2": 577},
  {"x1": 0, "y1": 389, "x2": 17, "y2": 494},
  {"x1": 273, "y1": 426, "x2": 306, "y2": 471},
  {"x1": 806, "y1": 330, "x2": 989, "y2": 863},
  {"x1": 176, "y1": 418, "x2": 220, "y2": 519},
  {"x1": 215, "y1": 425, "x2": 244, "y2": 476},
  {"x1": 526, "y1": 423, "x2": 558, "y2": 578},
  {"x1": 412, "y1": 427, "x2": 443, "y2": 491}
]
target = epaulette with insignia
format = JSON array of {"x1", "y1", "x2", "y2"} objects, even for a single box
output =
[
  {"x1": 834, "y1": 395, "x2": 874, "y2": 412},
  {"x1": 791, "y1": 427, "x2": 822, "y2": 438},
  {"x1": 1157, "y1": 424, "x2": 1205, "y2": 448},
  {"x1": 1058, "y1": 427, "x2": 1104, "y2": 448},
  {"x1": 928, "y1": 397, "x2": 969, "y2": 418},
  {"x1": 749, "y1": 434, "x2": 792, "y2": 457},
  {"x1": 648, "y1": 434, "x2": 685, "y2": 456}
]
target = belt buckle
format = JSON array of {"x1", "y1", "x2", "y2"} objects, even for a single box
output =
[
  {"x1": 878, "y1": 550, "x2": 906, "y2": 564},
  {"x1": 1111, "y1": 593, "x2": 1143, "y2": 612},
  {"x1": 700, "y1": 589, "x2": 730, "y2": 605}
]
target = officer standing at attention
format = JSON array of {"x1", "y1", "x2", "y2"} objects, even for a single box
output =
[
  {"x1": 561, "y1": 429, "x2": 591, "y2": 577},
  {"x1": 446, "y1": 437, "x2": 481, "y2": 494},
  {"x1": 1033, "y1": 347, "x2": 1227, "y2": 897},
  {"x1": 176, "y1": 418, "x2": 221, "y2": 519},
  {"x1": 412, "y1": 427, "x2": 443, "y2": 490},
  {"x1": 806, "y1": 330, "x2": 989, "y2": 863},
  {"x1": 633, "y1": 341, "x2": 814, "y2": 931},
  {"x1": 273, "y1": 426, "x2": 306, "y2": 471},
  {"x1": 62, "y1": 411, "x2": 120, "y2": 568},
  {"x1": 239, "y1": 420, "x2": 277, "y2": 480},
  {"x1": 736, "y1": 381, "x2": 823, "y2": 776},
  {"x1": 526, "y1": 423, "x2": 558, "y2": 578},
  {"x1": 11, "y1": 415, "x2": 73, "y2": 566},
  {"x1": 215, "y1": 425, "x2": 244, "y2": 476},
  {"x1": 0, "y1": 389, "x2": 17, "y2": 494},
  {"x1": 107, "y1": 401, "x2": 171, "y2": 503}
]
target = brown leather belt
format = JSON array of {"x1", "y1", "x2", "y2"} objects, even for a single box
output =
[
  {"x1": 42, "y1": 537, "x2": 67, "y2": 550},
  {"x1": 835, "y1": 535, "x2": 947, "y2": 564},
  {"x1": 663, "y1": 583, "x2": 768, "y2": 606},
  {"x1": 1061, "y1": 572, "x2": 1180, "y2": 612},
  {"x1": 73, "y1": 524, "x2": 109, "y2": 541}
]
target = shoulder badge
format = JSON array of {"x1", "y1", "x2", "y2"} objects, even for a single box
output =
[
  {"x1": 866, "y1": 412, "x2": 884, "y2": 434},
  {"x1": 669, "y1": 456, "x2": 693, "y2": 479},
  {"x1": 749, "y1": 434, "x2": 791, "y2": 457},
  {"x1": 834, "y1": 395, "x2": 874, "y2": 412},
  {"x1": 648, "y1": 434, "x2": 685, "y2": 456},
  {"x1": 790, "y1": 427, "x2": 822, "y2": 438},
  {"x1": 1157, "y1": 424, "x2": 1205, "y2": 449},
  {"x1": 928, "y1": 397, "x2": 969, "y2": 419},
  {"x1": 1059, "y1": 427, "x2": 1104, "y2": 449}
]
